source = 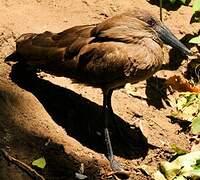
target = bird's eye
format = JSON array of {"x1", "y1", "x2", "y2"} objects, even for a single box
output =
[{"x1": 147, "y1": 18, "x2": 156, "y2": 27}]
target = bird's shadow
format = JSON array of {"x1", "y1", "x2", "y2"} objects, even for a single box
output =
[
  {"x1": 145, "y1": 34, "x2": 191, "y2": 109},
  {"x1": 8, "y1": 61, "x2": 148, "y2": 159},
  {"x1": 146, "y1": 76, "x2": 169, "y2": 109}
]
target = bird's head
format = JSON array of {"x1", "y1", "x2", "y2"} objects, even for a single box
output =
[{"x1": 132, "y1": 9, "x2": 191, "y2": 56}]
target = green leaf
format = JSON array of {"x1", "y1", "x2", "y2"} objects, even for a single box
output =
[
  {"x1": 174, "y1": 93, "x2": 200, "y2": 122},
  {"x1": 160, "y1": 151, "x2": 200, "y2": 179},
  {"x1": 194, "y1": 164, "x2": 200, "y2": 170},
  {"x1": 191, "y1": 116, "x2": 200, "y2": 134},
  {"x1": 189, "y1": 35, "x2": 200, "y2": 44},
  {"x1": 193, "y1": 0, "x2": 200, "y2": 13},
  {"x1": 185, "y1": 94, "x2": 197, "y2": 105},
  {"x1": 171, "y1": 111, "x2": 178, "y2": 117},
  {"x1": 171, "y1": 144, "x2": 189, "y2": 155},
  {"x1": 196, "y1": 159, "x2": 200, "y2": 165},
  {"x1": 32, "y1": 157, "x2": 46, "y2": 169},
  {"x1": 169, "y1": 0, "x2": 187, "y2": 4},
  {"x1": 178, "y1": 0, "x2": 186, "y2": 4},
  {"x1": 170, "y1": 0, "x2": 177, "y2": 4},
  {"x1": 168, "y1": 0, "x2": 187, "y2": 4},
  {"x1": 176, "y1": 96, "x2": 187, "y2": 110},
  {"x1": 194, "y1": 166, "x2": 200, "y2": 171}
]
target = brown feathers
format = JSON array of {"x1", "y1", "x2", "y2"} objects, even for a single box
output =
[{"x1": 15, "y1": 10, "x2": 164, "y2": 91}]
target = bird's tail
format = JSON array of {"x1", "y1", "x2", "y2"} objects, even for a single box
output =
[
  {"x1": 6, "y1": 31, "x2": 67, "y2": 67},
  {"x1": 5, "y1": 33, "x2": 37, "y2": 63},
  {"x1": 16, "y1": 33, "x2": 37, "y2": 44}
]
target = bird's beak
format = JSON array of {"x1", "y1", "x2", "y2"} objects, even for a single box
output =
[{"x1": 156, "y1": 24, "x2": 191, "y2": 56}]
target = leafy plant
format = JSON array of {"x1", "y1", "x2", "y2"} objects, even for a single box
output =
[
  {"x1": 192, "y1": 116, "x2": 200, "y2": 134},
  {"x1": 154, "y1": 151, "x2": 200, "y2": 180},
  {"x1": 172, "y1": 93, "x2": 200, "y2": 134}
]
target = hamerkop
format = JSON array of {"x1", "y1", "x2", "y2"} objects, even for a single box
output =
[{"x1": 14, "y1": 9, "x2": 190, "y2": 176}]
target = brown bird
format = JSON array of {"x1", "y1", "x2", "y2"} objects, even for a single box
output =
[{"x1": 14, "y1": 9, "x2": 190, "y2": 175}]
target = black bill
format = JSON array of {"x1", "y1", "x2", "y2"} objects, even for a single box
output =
[{"x1": 156, "y1": 25, "x2": 191, "y2": 56}]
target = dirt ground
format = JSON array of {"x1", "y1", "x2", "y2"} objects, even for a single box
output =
[{"x1": 0, "y1": 0, "x2": 199, "y2": 179}]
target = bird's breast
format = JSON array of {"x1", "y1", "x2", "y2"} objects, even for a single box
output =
[{"x1": 123, "y1": 38, "x2": 163, "y2": 83}]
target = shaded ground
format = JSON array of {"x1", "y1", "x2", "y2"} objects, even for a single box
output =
[{"x1": 0, "y1": 0, "x2": 199, "y2": 179}]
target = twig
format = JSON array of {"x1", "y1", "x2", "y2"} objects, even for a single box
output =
[
  {"x1": 1, "y1": 149, "x2": 45, "y2": 180},
  {"x1": 160, "y1": 0, "x2": 163, "y2": 21}
]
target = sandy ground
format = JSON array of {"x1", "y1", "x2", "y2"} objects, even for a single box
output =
[{"x1": 0, "y1": 0, "x2": 199, "y2": 179}]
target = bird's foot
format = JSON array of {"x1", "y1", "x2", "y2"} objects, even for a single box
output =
[
  {"x1": 110, "y1": 159, "x2": 122, "y2": 171},
  {"x1": 111, "y1": 159, "x2": 130, "y2": 179},
  {"x1": 104, "y1": 126, "x2": 130, "y2": 179}
]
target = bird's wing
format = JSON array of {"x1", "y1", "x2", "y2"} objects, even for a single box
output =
[
  {"x1": 16, "y1": 25, "x2": 96, "y2": 65},
  {"x1": 73, "y1": 38, "x2": 163, "y2": 87},
  {"x1": 72, "y1": 41, "x2": 145, "y2": 86}
]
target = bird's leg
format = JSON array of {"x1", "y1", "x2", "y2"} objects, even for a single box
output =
[
  {"x1": 103, "y1": 89, "x2": 122, "y2": 171},
  {"x1": 103, "y1": 89, "x2": 141, "y2": 154}
]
